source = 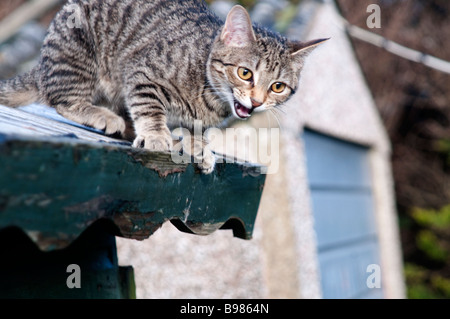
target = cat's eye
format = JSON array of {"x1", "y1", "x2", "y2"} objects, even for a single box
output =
[
  {"x1": 237, "y1": 67, "x2": 253, "y2": 81},
  {"x1": 271, "y1": 82, "x2": 286, "y2": 94}
]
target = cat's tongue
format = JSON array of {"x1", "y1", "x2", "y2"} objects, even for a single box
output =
[{"x1": 234, "y1": 101, "x2": 253, "y2": 119}]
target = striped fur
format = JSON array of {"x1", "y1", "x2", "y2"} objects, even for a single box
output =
[{"x1": 0, "y1": 0, "x2": 326, "y2": 173}]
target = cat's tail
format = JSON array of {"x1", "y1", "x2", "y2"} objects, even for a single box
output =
[{"x1": 0, "y1": 67, "x2": 40, "y2": 107}]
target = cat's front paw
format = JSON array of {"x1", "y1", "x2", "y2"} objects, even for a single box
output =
[
  {"x1": 133, "y1": 130, "x2": 173, "y2": 152},
  {"x1": 196, "y1": 148, "x2": 216, "y2": 174}
]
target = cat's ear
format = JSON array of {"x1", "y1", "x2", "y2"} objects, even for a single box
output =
[
  {"x1": 289, "y1": 38, "x2": 330, "y2": 57},
  {"x1": 220, "y1": 5, "x2": 256, "y2": 48}
]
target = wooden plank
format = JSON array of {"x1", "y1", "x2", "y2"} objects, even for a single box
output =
[
  {"x1": 318, "y1": 240, "x2": 382, "y2": 299},
  {"x1": 303, "y1": 129, "x2": 372, "y2": 189},
  {"x1": 0, "y1": 0, "x2": 61, "y2": 43},
  {"x1": 310, "y1": 189, "x2": 377, "y2": 250},
  {"x1": 303, "y1": 129, "x2": 383, "y2": 299},
  {"x1": 0, "y1": 104, "x2": 125, "y2": 143}
]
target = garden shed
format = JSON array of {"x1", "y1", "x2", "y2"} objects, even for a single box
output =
[{"x1": 242, "y1": 0, "x2": 406, "y2": 298}]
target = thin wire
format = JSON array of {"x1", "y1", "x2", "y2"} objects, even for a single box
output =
[{"x1": 335, "y1": 14, "x2": 450, "y2": 75}]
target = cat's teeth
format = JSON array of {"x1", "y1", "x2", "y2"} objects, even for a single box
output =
[{"x1": 234, "y1": 101, "x2": 252, "y2": 119}]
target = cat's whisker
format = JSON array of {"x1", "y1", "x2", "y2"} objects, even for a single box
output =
[
  {"x1": 269, "y1": 108, "x2": 284, "y2": 132},
  {"x1": 276, "y1": 105, "x2": 287, "y2": 115},
  {"x1": 265, "y1": 110, "x2": 272, "y2": 130}
]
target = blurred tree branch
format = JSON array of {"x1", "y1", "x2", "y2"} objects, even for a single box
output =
[{"x1": 0, "y1": 0, "x2": 62, "y2": 43}]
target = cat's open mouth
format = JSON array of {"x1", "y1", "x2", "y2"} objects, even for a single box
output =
[{"x1": 234, "y1": 99, "x2": 253, "y2": 119}]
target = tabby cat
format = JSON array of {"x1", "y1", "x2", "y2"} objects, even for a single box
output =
[{"x1": 0, "y1": 0, "x2": 327, "y2": 173}]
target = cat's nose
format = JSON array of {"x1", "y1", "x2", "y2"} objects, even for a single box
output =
[{"x1": 250, "y1": 98, "x2": 263, "y2": 108}]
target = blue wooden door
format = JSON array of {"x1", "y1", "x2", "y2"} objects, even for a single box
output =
[{"x1": 303, "y1": 129, "x2": 384, "y2": 299}]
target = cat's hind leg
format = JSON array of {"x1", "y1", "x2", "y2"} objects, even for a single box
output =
[
  {"x1": 39, "y1": 54, "x2": 125, "y2": 136},
  {"x1": 38, "y1": 13, "x2": 126, "y2": 136},
  {"x1": 45, "y1": 87, "x2": 126, "y2": 136},
  {"x1": 55, "y1": 102, "x2": 126, "y2": 136}
]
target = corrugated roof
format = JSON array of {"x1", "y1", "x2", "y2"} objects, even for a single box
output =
[{"x1": 0, "y1": 104, "x2": 266, "y2": 251}]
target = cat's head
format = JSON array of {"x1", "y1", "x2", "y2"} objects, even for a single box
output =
[{"x1": 208, "y1": 5, "x2": 328, "y2": 120}]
